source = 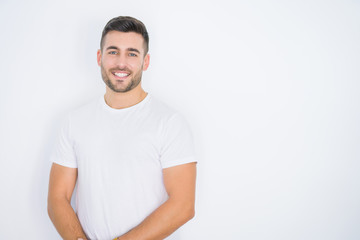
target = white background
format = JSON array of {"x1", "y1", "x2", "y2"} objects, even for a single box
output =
[{"x1": 0, "y1": 0, "x2": 359, "y2": 239}]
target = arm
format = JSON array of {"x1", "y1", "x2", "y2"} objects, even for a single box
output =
[
  {"x1": 117, "y1": 162, "x2": 197, "y2": 240},
  {"x1": 47, "y1": 163, "x2": 88, "y2": 240}
]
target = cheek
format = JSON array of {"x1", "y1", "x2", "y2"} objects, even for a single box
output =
[
  {"x1": 129, "y1": 59, "x2": 144, "y2": 70},
  {"x1": 101, "y1": 58, "x2": 115, "y2": 68}
]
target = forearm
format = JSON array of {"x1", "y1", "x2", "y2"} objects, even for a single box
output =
[
  {"x1": 48, "y1": 197, "x2": 87, "y2": 240},
  {"x1": 117, "y1": 198, "x2": 195, "y2": 240}
]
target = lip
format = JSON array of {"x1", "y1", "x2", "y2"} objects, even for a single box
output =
[{"x1": 112, "y1": 71, "x2": 130, "y2": 80}]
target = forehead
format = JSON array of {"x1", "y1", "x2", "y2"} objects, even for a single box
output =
[{"x1": 103, "y1": 31, "x2": 145, "y2": 51}]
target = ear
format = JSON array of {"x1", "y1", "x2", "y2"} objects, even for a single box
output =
[
  {"x1": 142, "y1": 54, "x2": 150, "y2": 71},
  {"x1": 97, "y1": 49, "x2": 102, "y2": 66}
]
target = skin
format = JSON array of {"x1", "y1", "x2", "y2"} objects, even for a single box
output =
[
  {"x1": 97, "y1": 31, "x2": 150, "y2": 109},
  {"x1": 48, "y1": 30, "x2": 197, "y2": 240},
  {"x1": 48, "y1": 163, "x2": 88, "y2": 239}
]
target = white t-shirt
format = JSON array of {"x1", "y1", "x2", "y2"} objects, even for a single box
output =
[{"x1": 50, "y1": 94, "x2": 197, "y2": 240}]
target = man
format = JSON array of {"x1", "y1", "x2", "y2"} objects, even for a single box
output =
[{"x1": 47, "y1": 16, "x2": 197, "y2": 240}]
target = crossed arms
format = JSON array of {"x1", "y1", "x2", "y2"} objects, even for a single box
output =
[{"x1": 47, "y1": 162, "x2": 197, "y2": 240}]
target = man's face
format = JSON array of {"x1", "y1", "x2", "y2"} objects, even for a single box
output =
[{"x1": 97, "y1": 31, "x2": 150, "y2": 93}]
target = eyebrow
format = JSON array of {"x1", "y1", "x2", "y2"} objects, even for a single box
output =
[
  {"x1": 106, "y1": 46, "x2": 119, "y2": 51},
  {"x1": 106, "y1": 46, "x2": 141, "y2": 54},
  {"x1": 127, "y1": 48, "x2": 141, "y2": 54}
]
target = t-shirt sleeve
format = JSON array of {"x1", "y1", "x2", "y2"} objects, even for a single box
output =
[
  {"x1": 160, "y1": 113, "x2": 197, "y2": 169},
  {"x1": 50, "y1": 116, "x2": 78, "y2": 168}
]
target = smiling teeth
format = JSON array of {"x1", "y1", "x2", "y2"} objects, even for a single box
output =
[{"x1": 115, "y1": 73, "x2": 129, "y2": 77}]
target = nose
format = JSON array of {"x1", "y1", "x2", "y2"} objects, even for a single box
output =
[{"x1": 116, "y1": 53, "x2": 127, "y2": 69}]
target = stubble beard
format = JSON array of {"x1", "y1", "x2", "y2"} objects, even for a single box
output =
[{"x1": 101, "y1": 64, "x2": 143, "y2": 93}]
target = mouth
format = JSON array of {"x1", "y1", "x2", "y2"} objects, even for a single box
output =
[{"x1": 112, "y1": 71, "x2": 130, "y2": 80}]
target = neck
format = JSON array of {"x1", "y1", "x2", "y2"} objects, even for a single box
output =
[{"x1": 104, "y1": 84, "x2": 147, "y2": 109}]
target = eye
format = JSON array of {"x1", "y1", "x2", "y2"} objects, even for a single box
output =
[
  {"x1": 109, "y1": 51, "x2": 117, "y2": 55},
  {"x1": 129, "y1": 53, "x2": 137, "y2": 57}
]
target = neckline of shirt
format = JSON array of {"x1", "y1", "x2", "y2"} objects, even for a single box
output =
[{"x1": 100, "y1": 93, "x2": 151, "y2": 113}]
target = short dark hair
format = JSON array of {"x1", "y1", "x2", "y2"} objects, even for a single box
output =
[{"x1": 100, "y1": 16, "x2": 149, "y2": 54}]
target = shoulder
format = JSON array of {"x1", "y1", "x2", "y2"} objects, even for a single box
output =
[
  {"x1": 67, "y1": 96, "x2": 101, "y2": 121},
  {"x1": 59, "y1": 96, "x2": 102, "y2": 134},
  {"x1": 147, "y1": 95, "x2": 180, "y2": 120},
  {"x1": 147, "y1": 94, "x2": 192, "y2": 132}
]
